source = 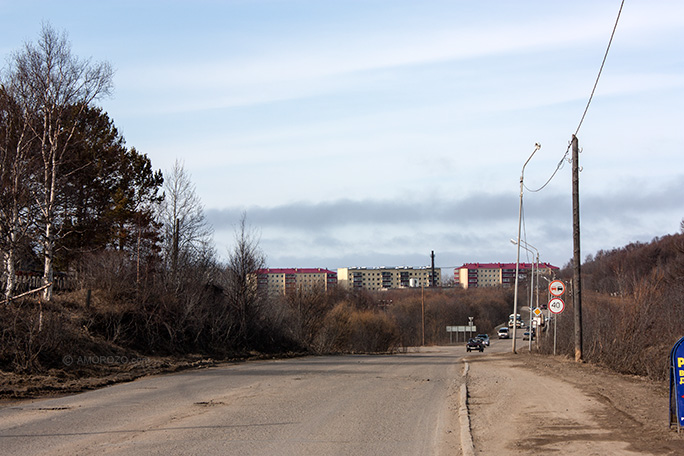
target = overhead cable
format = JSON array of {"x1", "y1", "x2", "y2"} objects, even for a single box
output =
[
  {"x1": 525, "y1": 0, "x2": 624, "y2": 193},
  {"x1": 575, "y1": 0, "x2": 625, "y2": 136}
]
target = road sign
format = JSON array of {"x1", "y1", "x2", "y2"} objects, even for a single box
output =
[
  {"x1": 533, "y1": 307, "x2": 542, "y2": 317},
  {"x1": 447, "y1": 325, "x2": 477, "y2": 332},
  {"x1": 548, "y1": 298, "x2": 565, "y2": 314},
  {"x1": 669, "y1": 336, "x2": 684, "y2": 430},
  {"x1": 549, "y1": 280, "x2": 565, "y2": 297}
]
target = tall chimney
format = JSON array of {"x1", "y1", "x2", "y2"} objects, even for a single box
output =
[{"x1": 431, "y1": 250, "x2": 436, "y2": 287}]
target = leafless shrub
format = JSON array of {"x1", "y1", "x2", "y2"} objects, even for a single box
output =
[
  {"x1": 78, "y1": 250, "x2": 138, "y2": 300},
  {"x1": 0, "y1": 298, "x2": 79, "y2": 372},
  {"x1": 348, "y1": 309, "x2": 400, "y2": 353},
  {"x1": 284, "y1": 285, "x2": 332, "y2": 348},
  {"x1": 313, "y1": 301, "x2": 354, "y2": 353},
  {"x1": 543, "y1": 234, "x2": 684, "y2": 380},
  {"x1": 311, "y1": 302, "x2": 399, "y2": 353}
]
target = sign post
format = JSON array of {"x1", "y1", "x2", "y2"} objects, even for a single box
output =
[{"x1": 547, "y1": 281, "x2": 565, "y2": 357}]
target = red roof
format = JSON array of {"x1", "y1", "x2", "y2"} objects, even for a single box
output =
[
  {"x1": 257, "y1": 268, "x2": 336, "y2": 275},
  {"x1": 456, "y1": 262, "x2": 559, "y2": 270}
]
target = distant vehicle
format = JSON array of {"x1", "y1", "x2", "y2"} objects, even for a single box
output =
[
  {"x1": 466, "y1": 338, "x2": 485, "y2": 352},
  {"x1": 508, "y1": 313, "x2": 523, "y2": 328},
  {"x1": 497, "y1": 327, "x2": 509, "y2": 339},
  {"x1": 476, "y1": 334, "x2": 490, "y2": 346},
  {"x1": 523, "y1": 330, "x2": 535, "y2": 341}
]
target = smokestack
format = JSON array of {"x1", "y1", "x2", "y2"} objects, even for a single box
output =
[{"x1": 431, "y1": 250, "x2": 436, "y2": 287}]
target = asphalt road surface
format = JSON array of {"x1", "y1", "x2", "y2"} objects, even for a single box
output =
[{"x1": 0, "y1": 347, "x2": 467, "y2": 456}]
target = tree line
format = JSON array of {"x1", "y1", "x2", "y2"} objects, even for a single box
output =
[
  {"x1": 543, "y1": 227, "x2": 684, "y2": 380},
  {"x1": 0, "y1": 24, "x2": 159, "y2": 302},
  {"x1": 1, "y1": 25, "x2": 516, "y2": 376}
]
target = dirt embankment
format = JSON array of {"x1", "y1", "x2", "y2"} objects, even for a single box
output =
[
  {"x1": 0, "y1": 355, "x2": 220, "y2": 400},
  {"x1": 0, "y1": 351, "x2": 308, "y2": 401}
]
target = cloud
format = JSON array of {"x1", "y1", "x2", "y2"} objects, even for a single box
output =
[
  {"x1": 207, "y1": 193, "x2": 520, "y2": 232},
  {"x1": 207, "y1": 174, "x2": 683, "y2": 268},
  {"x1": 113, "y1": 1, "x2": 684, "y2": 115},
  {"x1": 208, "y1": 175, "x2": 683, "y2": 232}
]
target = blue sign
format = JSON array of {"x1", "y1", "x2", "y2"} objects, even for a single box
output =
[{"x1": 669, "y1": 336, "x2": 684, "y2": 430}]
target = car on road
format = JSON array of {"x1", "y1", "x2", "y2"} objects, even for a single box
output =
[
  {"x1": 508, "y1": 313, "x2": 523, "y2": 328},
  {"x1": 476, "y1": 334, "x2": 490, "y2": 346},
  {"x1": 523, "y1": 330, "x2": 535, "y2": 341},
  {"x1": 497, "y1": 327, "x2": 509, "y2": 339},
  {"x1": 466, "y1": 338, "x2": 485, "y2": 352}
]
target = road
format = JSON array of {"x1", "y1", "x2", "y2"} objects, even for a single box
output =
[
  {"x1": 6, "y1": 331, "x2": 679, "y2": 455},
  {"x1": 0, "y1": 347, "x2": 467, "y2": 456}
]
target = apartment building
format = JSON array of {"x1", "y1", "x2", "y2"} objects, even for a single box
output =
[
  {"x1": 337, "y1": 266, "x2": 441, "y2": 291},
  {"x1": 256, "y1": 268, "x2": 337, "y2": 296},
  {"x1": 454, "y1": 262, "x2": 559, "y2": 289}
]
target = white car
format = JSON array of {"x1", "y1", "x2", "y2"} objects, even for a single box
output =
[{"x1": 497, "y1": 327, "x2": 510, "y2": 339}]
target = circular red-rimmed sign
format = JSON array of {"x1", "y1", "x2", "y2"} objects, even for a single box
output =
[
  {"x1": 549, "y1": 280, "x2": 565, "y2": 297},
  {"x1": 548, "y1": 298, "x2": 565, "y2": 314}
]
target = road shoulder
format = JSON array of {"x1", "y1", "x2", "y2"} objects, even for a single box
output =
[{"x1": 465, "y1": 352, "x2": 684, "y2": 455}]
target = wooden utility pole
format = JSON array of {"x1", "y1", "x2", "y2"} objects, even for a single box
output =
[{"x1": 571, "y1": 135, "x2": 583, "y2": 362}]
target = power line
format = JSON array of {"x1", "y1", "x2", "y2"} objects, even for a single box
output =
[
  {"x1": 523, "y1": 144, "x2": 570, "y2": 193},
  {"x1": 525, "y1": 0, "x2": 624, "y2": 193},
  {"x1": 575, "y1": 0, "x2": 625, "y2": 136},
  {"x1": 520, "y1": 200, "x2": 533, "y2": 264}
]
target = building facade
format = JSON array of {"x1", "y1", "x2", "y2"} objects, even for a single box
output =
[
  {"x1": 454, "y1": 262, "x2": 559, "y2": 289},
  {"x1": 256, "y1": 268, "x2": 337, "y2": 296},
  {"x1": 337, "y1": 267, "x2": 441, "y2": 291}
]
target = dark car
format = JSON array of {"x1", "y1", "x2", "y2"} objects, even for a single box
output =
[
  {"x1": 476, "y1": 334, "x2": 490, "y2": 346},
  {"x1": 466, "y1": 338, "x2": 485, "y2": 352}
]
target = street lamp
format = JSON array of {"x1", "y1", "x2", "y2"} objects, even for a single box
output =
[
  {"x1": 539, "y1": 275, "x2": 559, "y2": 355},
  {"x1": 512, "y1": 143, "x2": 541, "y2": 353},
  {"x1": 511, "y1": 239, "x2": 539, "y2": 351}
]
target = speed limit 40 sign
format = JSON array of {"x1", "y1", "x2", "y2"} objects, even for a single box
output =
[{"x1": 548, "y1": 298, "x2": 565, "y2": 314}]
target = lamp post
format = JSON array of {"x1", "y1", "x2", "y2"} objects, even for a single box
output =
[
  {"x1": 511, "y1": 239, "x2": 539, "y2": 351},
  {"x1": 522, "y1": 241, "x2": 539, "y2": 351},
  {"x1": 421, "y1": 283, "x2": 425, "y2": 346},
  {"x1": 539, "y1": 275, "x2": 557, "y2": 355},
  {"x1": 512, "y1": 143, "x2": 541, "y2": 353}
]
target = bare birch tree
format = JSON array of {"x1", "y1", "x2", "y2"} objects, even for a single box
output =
[
  {"x1": 225, "y1": 213, "x2": 265, "y2": 346},
  {"x1": 6, "y1": 23, "x2": 113, "y2": 300},
  {"x1": 159, "y1": 159, "x2": 214, "y2": 279},
  {"x1": 0, "y1": 85, "x2": 37, "y2": 302}
]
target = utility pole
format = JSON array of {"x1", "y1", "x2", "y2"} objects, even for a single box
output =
[
  {"x1": 571, "y1": 135, "x2": 583, "y2": 362},
  {"x1": 421, "y1": 284, "x2": 425, "y2": 346}
]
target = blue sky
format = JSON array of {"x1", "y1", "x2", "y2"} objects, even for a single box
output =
[{"x1": 2, "y1": 1, "x2": 683, "y2": 273}]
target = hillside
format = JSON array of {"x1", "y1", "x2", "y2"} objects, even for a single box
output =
[{"x1": 547, "y1": 231, "x2": 684, "y2": 379}]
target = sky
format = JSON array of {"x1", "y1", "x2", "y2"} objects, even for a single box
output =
[{"x1": 1, "y1": 0, "x2": 683, "y2": 275}]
